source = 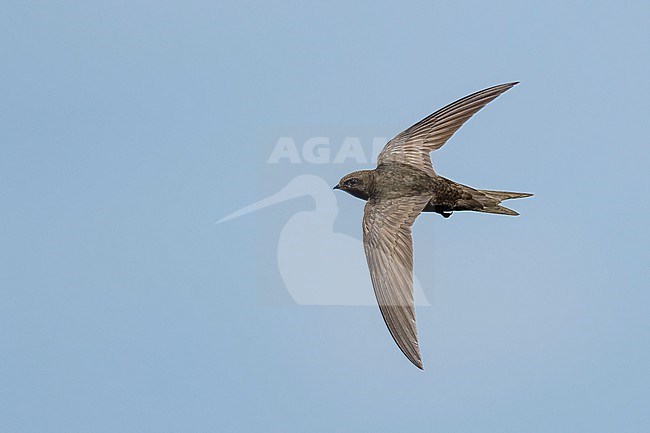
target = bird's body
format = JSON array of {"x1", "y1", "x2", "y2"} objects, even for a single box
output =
[
  {"x1": 334, "y1": 82, "x2": 532, "y2": 369},
  {"x1": 339, "y1": 162, "x2": 532, "y2": 217}
]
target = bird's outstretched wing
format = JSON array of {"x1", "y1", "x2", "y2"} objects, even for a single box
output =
[
  {"x1": 362, "y1": 194, "x2": 431, "y2": 369},
  {"x1": 377, "y1": 82, "x2": 518, "y2": 176}
]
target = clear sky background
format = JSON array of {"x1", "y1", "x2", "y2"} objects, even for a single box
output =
[{"x1": 2, "y1": 1, "x2": 649, "y2": 432}]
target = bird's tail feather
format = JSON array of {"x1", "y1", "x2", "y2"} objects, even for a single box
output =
[
  {"x1": 474, "y1": 204, "x2": 520, "y2": 216},
  {"x1": 479, "y1": 190, "x2": 533, "y2": 201},
  {"x1": 473, "y1": 189, "x2": 533, "y2": 216}
]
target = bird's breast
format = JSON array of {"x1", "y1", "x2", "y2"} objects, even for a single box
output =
[{"x1": 373, "y1": 163, "x2": 435, "y2": 199}]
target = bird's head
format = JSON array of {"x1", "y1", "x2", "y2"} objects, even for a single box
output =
[{"x1": 333, "y1": 170, "x2": 374, "y2": 200}]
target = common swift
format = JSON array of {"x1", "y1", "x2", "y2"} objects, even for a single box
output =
[{"x1": 334, "y1": 82, "x2": 532, "y2": 369}]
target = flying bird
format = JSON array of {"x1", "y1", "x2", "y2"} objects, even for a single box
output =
[{"x1": 334, "y1": 82, "x2": 532, "y2": 369}]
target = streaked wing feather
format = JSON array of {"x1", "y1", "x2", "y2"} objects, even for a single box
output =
[
  {"x1": 377, "y1": 82, "x2": 518, "y2": 175},
  {"x1": 362, "y1": 195, "x2": 431, "y2": 369}
]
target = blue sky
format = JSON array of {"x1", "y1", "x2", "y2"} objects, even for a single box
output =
[{"x1": 1, "y1": 1, "x2": 649, "y2": 432}]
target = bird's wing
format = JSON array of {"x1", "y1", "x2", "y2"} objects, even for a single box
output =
[
  {"x1": 362, "y1": 194, "x2": 431, "y2": 369},
  {"x1": 377, "y1": 82, "x2": 518, "y2": 176}
]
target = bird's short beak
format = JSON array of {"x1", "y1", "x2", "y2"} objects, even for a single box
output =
[{"x1": 333, "y1": 185, "x2": 340, "y2": 190}]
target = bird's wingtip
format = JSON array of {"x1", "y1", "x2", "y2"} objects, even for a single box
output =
[
  {"x1": 490, "y1": 81, "x2": 519, "y2": 92},
  {"x1": 407, "y1": 353, "x2": 424, "y2": 370}
]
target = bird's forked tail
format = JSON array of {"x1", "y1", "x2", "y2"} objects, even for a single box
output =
[{"x1": 474, "y1": 189, "x2": 533, "y2": 216}]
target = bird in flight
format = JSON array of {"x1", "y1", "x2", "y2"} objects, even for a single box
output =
[{"x1": 334, "y1": 82, "x2": 532, "y2": 369}]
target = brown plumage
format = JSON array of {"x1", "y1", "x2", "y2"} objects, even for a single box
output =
[{"x1": 334, "y1": 82, "x2": 532, "y2": 369}]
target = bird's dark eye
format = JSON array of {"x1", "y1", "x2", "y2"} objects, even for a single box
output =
[{"x1": 345, "y1": 178, "x2": 359, "y2": 187}]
